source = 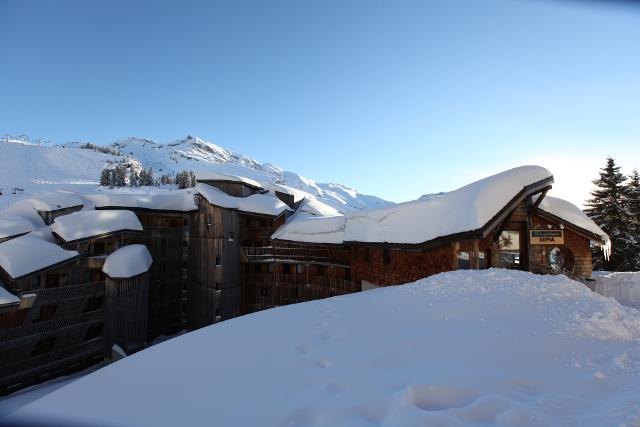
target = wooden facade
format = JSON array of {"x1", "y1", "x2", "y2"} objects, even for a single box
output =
[
  {"x1": 0, "y1": 260, "x2": 105, "y2": 395},
  {"x1": 105, "y1": 272, "x2": 149, "y2": 356}
]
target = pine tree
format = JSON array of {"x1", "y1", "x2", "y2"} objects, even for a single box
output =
[
  {"x1": 139, "y1": 168, "x2": 155, "y2": 186},
  {"x1": 99, "y1": 168, "x2": 111, "y2": 187},
  {"x1": 584, "y1": 158, "x2": 633, "y2": 271},
  {"x1": 625, "y1": 169, "x2": 640, "y2": 270},
  {"x1": 188, "y1": 171, "x2": 196, "y2": 188},
  {"x1": 114, "y1": 165, "x2": 127, "y2": 187},
  {"x1": 129, "y1": 171, "x2": 139, "y2": 187}
]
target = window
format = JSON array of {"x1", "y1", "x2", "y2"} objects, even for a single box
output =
[
  {"x1": 45, "y1": 273, "x2": 59, "y2": 288},
  {"x1": 457, "y1": 251, "x2": 470, "y2": 269},
  {"x1": 296, "y1": 264, "x2": 303, "y2": 274},
  {"x1": 182, "y1": 240, "x2": 188, "y2": 248},
  {"x1": 83, "y1": 324, "x2": 103, "y2": 342},
  {"x1": 259, "y1": 219, "x2": 267, "y2": 228},
  {"x1": 364, "y1": 247, "x2": 370, "y2": 262},
  {"x1": 260, "y1": 286, "x2": 268, "y2": 297},
  {"x1": 345, "y1": 268, "x2": 351, "y2": 280},
  {"x1": 31, "y1": 337, "x2": 56, "y2": 357},
  {"x1": 30, "y1": 275, "x2": 41, "y2": 290},
  {"x1": 382, "y1": 249, "x2": 391, "y2": 266},
  {"x1": 183, "y1": 218, "x2": 189, "y2": 227},
  {"x1": 479, "y1": 252, "x2": 486, "y2": 269},
  {"x1": 282, "y1": 264, "x2": 291, "y2": 274},
  {"x1": 93, "y1": 241, "x2": 105, "y2": 255},
  {"x1": 268, "y1": 263, "x2": 274, "y2": 273},
  {"x1": 84, "y1": 296, "x2": 103, "y2": 313},
  {"x1": 33, "y1": 305, "x2": 57, "y2": 323},
  {"x1": 254, "y1": 264, "x2": 263, "y2": 273},
  {"x1": 499, "y1": 230, "x2": 521, "y2": 268},
  {"x1": 215, "y1": 255, "x2": 222, "y2": 266}
]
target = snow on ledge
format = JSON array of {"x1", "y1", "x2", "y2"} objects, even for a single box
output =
[
  {"x1": 195, "y1": 171, "x2": 263, "y2": 189},
  {"x1": 0, "y1": 286, "x2": 20, "y2": 305},
  {"x1": 0, "y1": 235, "x2": 78, "y2": 280},
  {"x1": 51, "y1": 210, "x2": 143, "y2": 242},
  {"x1": 30, "y1": 192, "x2": 85, "y2": 212},
  {"x1": 102, "y1": 244, "x2": 152, "y2": 279},
  {"x1": 197, "y1": 184, "x2": 290, "y2": 216}
]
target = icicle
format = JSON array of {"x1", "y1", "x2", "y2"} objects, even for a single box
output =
[{"x1": 601, "y1": 237, "x2": 612, "y2": 261}]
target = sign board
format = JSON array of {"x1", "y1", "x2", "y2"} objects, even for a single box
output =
[{"x1": 530, "y1": 230, "x2": 564, "y2": 245}]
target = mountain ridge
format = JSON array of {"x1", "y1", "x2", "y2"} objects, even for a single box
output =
[{"x1": 0, "y1": 135, "x2": 392, "y2": 213}]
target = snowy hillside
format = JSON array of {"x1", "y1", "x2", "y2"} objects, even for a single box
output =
[
  {"x1": 0, "y1": 137, "x2": 392, "y2": 212},
  {"x1": 3, "y1": 270, "x2": 640, "y2": 426}
]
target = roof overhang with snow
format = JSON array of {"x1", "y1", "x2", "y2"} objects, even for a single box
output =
[
  {"x1": 195, "y1": 171, "x2": 263, "y2": 190},
  {"x1": 197, "y1": 184, "x2": 291, "y2": 217},
  {"x1": 51, "y1": 210, "x2": 144, "y2": 244},
  {"x1": 88, "y1": 193, "x2": 198, "y2": 213},
  {"x1": 0, "y1": 235, "x2": 79, "y2": 281}
]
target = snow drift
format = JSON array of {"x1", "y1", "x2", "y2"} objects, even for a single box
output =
[{"x1": 4, "y1": 269, "x2": 640, "y2": 427}]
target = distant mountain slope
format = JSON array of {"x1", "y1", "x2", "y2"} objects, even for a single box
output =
[{"x1": 0, "y1": 136, "x2": 392, "y2": 212}]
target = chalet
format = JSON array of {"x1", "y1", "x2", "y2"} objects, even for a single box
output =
[{"x1": 0, "y1": 165, "x2": 610, "y2": 395}]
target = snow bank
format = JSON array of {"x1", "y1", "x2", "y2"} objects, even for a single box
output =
[
  {"x1": 0, "y1": 286, "x2": 20, "y2": 305},
  {"x1": 272, "y1": 212, "x2": 346, "y2": 244},
  {"x1": 5, "y1": 269, "x2": 640, "y2": 427},
  {"x1": 195, "y1": 171, "x2": 263, "y2": 189},
  {"x1": 87, "y1": 192, "x2": 197, "y2": 212},
  {"x1": 593, "y1": 272, "x2": 640, "y2": 310},
  {"x1": 102, "y1": 244, "x2": 153, "y2": 279},
  {"x1": 275, "y1": 165, "x2": 552, "y2": 244},
  {"x1": 197, "y1": 184, "x2": 290, "y2": 216},
  {"x1": 0, "y1": 235, "x2": 78, "y2": 280},
  {"x1": 536, "y1": 195, "x2": 610, "y2": 257},
  {"x1": 51, "y1": 210, "x2": 143, "y2": 242}
]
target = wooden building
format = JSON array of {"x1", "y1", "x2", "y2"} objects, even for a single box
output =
[{"x1": 91, "y1": 194, "x2": 197, "y2": 340}]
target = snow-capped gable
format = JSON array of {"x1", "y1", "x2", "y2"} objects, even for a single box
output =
[
  {"x1": 102, "y1": 245, "x2": 153, "y2": 279},
  {"x1": 51, "y1": 210, "x2": 143, "y2": 243},
  {"x1": 0, "y1": 215, "x2": 33, "y2": 240},
  {"x1": 272, "y1": 166, "x2": 553, "y2": 245},
  {"x1": 30, "y1": 192, "x2": 85, "y2": 212},
  {"x1": 197, "y1": 184, "x2": 290, "y2": 217},
  {"x1": 195, "y1": 171, "x2": 263, "y2": 189},
  {"x1": 536, "y1": 195, "x2": 610, "y2": 255},
  {"x1": 87, "y1": 192, "x2": 197, "y2": 212},
  {"x1": 0, "y1": 235, "x2": 78, "y2": 280}
]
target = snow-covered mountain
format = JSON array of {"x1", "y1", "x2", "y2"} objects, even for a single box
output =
[{"x1": 0, "y1": 136, "x2": 392, "y2": 212}]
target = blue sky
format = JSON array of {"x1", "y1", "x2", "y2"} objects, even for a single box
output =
[{"x1": 1, "y1": 0, "x2": 639, "y2": 206}]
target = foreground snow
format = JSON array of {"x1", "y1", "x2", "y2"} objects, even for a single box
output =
[{"x1": 2, "y1": 269, "x2": 639, "y2": 426}]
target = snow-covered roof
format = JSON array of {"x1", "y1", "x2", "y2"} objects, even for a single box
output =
[
  {"x1": 274, "y1": 165, "x2": 553, "y2": 245},
  {"x1": 195, "y1": 171, "x2": 263, "y2": 189},
  {"x1": 102, "y1": 244, "x2": 153, "y2": 279},
  {"x1": 271, "y1": 212, "x2": 346, "y2": 244},
  {"x1": 0, "y1": 234, "x2": 78, "y2": 280},
  {"x1": 87, "y1": 192, "x2": 197, "y2": 212},
  {"x1": 51, "y1": 210, "x2": 143, "y2": 243},
  {"x1": 30, "y1": 192, "x2": 85, "y2": 212},
  {"x1": 197, "y1": 184, "x2": 291, "y2": 216},
  {"x1": 0, "y1": 215, "x2": 33, "y2": 240},
  {"x1": 0, "y1": 286, "x2": 20, "y2": 306},
  {"x1": 536, "y1": 194, "x2": 610, "y2": 255}
]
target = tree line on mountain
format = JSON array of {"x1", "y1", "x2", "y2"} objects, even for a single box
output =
[
  {"x1": 99, "y1": 166, "x2": 196, "y2": 189},
  {"x1": 585, "y1": 157, "x2": 639, "y2": 271}
]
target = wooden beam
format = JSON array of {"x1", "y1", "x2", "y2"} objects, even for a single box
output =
[{"x1": 528, "y1": 186, "x2": 551, "y2": 215}]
